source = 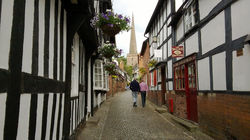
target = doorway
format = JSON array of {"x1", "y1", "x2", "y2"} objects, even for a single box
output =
[{"x1": 174, "y1": 54, "x2": 198, "y2": 122}]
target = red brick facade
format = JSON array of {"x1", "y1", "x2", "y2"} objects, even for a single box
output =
[
  {"x1": 106, "y1": 75, "x2": 126, "y2": 97},
  {"x1": 166, "y1": 92, "x2": 187, "y2": 119},
  {"x1": 198, "y1": 93, "x2": 250, "y2": 140}
]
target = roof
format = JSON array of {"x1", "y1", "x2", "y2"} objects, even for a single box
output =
[
  {"x1": 144, "y1": 0, "x2": 165, "y2": 35},
  {"x1": 140, "y1": 38, "x2": 149, "y2": 56}
]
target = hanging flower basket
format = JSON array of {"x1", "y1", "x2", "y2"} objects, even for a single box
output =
[
  {"x1": 104, "y1": 62, "x2": 118, "y2": 75},
  {"x1": 101, "y1": 24, "x2": 121, "y2": 37},
  {"x1": 98, "y1": 43, "x2": 122, "y2": 59},
  {"x1": 90, "y1": 11, "x2": 131, "y2": 36}
]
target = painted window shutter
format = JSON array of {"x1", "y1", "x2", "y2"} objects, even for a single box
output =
[{"x1": 154, "y1": 70, "x2": 157, "y2": 86}]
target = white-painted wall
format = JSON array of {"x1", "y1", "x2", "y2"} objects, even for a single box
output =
[
  {"x1": 199, "y1": 0, "x2": 221, "y2": 20},
  {"x1": 168, "y1": 60, "x2": 172, "y2": 78},
  {"x1": 35, "y1": 94, "x2": 44, "y2": 140},
  {"x1": 233, "y1": 45, "x2": 250, "y2": 91},
  {"x1": 49, "y1": 0, "x2": 55, "y2": 79},
  {"x1": 63, "y1": 10, "x2": 67, "y2": 82},
  {"x1": 231, "y1": 0, "x2": 250, "y2": 40},
  {"x1": 45, "y1": 94, "x2": 53, "y2": 140},
  {"x1": 198, "y1": 57, "x2": 210, "y2": 90},
  {"x1": 185, "y1": 32, "x2": 199, "y2": 56},
  {"x1": 52, "y1": 94, "x2": 60, "y2": 139},
  {"x1": 169, "y1": 81, "x2": 173, "y2": 90},
  {"x1": 201, "y1": 12, "x2": 225, "y2": 54},
  {"x1": 71, "y1": 34, "x2": 80, "y2": 97},
  {"x1": 168, "y1": 39, "x2": 172, "y2": 57},
  {"x1": 0, "y1": 93, "x2": 7, "y2": 140},
  {"x1": 176, "y1": 18, "x2": 184, "y2": 42},
  {"x1": 38, "y1": 0, "x2": 45, "y2": 77},
  {"x1": 22, "y1": 0, "x2": 34, "y2": 74},
  {"x1": 0, "y1": 0, "x2": 14, "y2": 69},
  {"x1": 17, "y1": 94, "x2": 31, "y2": 140},
  {"x1": 59, "y1": 94, "x2": 65, "y2": 140},
  {"x1": 213, "y1": 52, "x2": 226, "y2": 90}
]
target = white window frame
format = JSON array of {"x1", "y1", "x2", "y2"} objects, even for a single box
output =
[{"x1": 94, "y1": 60, "x2": 104, "y2": 90}]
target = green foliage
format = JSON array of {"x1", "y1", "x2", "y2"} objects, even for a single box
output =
[
  {"x1": 104, "y1": 62, "x2": 117, "y2": 75},
  {"x1": 124, "y1": 65, "x2": 133, "y2": 79},
  {"x1": 98, "y1": 43, "x2": 122, "y2": 59},
  {"x1": 139, "y1": 67, "x2": 146, "y2": 75},
  {"x1": 148, "y1": 59, "x2": 157, "y2": 68}
]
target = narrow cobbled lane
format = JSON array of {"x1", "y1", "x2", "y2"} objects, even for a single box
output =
[{"x1": 77, "y1": 91, "x2": 210, "y2": 140}]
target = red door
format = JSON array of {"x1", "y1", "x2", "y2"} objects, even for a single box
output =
[{"x1": 185, "y1": 62, "x2": 198, "y2": 122}]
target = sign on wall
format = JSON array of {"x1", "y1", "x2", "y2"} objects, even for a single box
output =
[{"x1": 172, "y1": 46, "x2": 184, "y2": 58}]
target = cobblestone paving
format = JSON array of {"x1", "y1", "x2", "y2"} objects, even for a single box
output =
[{"x1": 77, "y1": 90, "x2": 212, "y2": 140}]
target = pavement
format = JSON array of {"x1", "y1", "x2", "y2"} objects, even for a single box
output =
[{"x1": 76, "y1": 90, "x2": 213, "y2": 140}]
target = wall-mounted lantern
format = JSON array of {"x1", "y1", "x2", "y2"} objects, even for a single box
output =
[{"x1": 153, "y1": 36, "x2": 157, "y2": 43}]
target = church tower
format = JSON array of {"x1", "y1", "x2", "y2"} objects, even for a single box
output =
[{"x1": 127, "y1": 14, "x2": 138, "y2": 67}]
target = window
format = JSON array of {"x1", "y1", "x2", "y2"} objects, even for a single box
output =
[
  {"x1": 184, "y1": 1, "x2": 198, "y2": 32},
  {"x1": 188, "y1": 63, "x2": 196, "y2": 88},
  {"x1": 94, "y1": 60, "x2": 103, "y2": 89},
  {"x1": 174, "y1": 65, "x2": 185, "y2": 90}
]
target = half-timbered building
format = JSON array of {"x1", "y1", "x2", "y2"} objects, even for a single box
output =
[
  {"x1": 0, "y1": 0, "x2": 112, "y2": 139},
  {"x1": 145, "y1": 0, "x2": 250, "y2": 139}
]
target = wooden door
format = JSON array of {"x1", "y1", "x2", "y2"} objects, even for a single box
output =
[{"x1": 185, "y1": 61, "x2": 198, "y2": 122}]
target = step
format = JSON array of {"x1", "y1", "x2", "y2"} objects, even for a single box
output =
[
  {"x1": 171, "y1": 116, "x2": 198, "y2": 132},
  {"x1": 155, "y1": 107, "x2": 167, "y2": 114},
  {"x1": 86, "y1": 117, "x2": 100, "y2": 125}
]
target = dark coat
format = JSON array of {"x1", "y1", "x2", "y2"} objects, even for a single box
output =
[{"x1": 129, "y1": 80, "x2": 140, "y2": 92}]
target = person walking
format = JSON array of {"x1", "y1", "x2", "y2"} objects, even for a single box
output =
[
  {"x1": 139, "y1": 79, "x2": 148, "y2": 107},
  {"x1": 129, "y1": 78, "x2": 140, "y2": 107}
]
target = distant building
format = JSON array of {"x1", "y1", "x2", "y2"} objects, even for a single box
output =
[{"x1": 127, "y1": 14, "x2": 138, "y2": 67}]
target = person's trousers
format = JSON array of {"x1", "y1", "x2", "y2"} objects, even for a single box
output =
[
  {"x1": 140, "y1": 91, "x2": 146, "y2": 107},
  {"x1": 132, "y1": 91, "x2": 138, "y2": 104}
]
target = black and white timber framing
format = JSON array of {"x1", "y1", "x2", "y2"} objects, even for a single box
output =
[
  {"x1": 145, "y1": 0, "x2": 250, "y2": 95},
  {"x1": 0, "y1": 0, "x2": 109, "y2": 139}
]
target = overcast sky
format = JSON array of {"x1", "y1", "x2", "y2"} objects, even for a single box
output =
[{"x1": 113, "y1": 0, "x2": 183, "y2": 57}]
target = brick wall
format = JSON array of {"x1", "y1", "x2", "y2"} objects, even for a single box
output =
[
  {"x1": 147, "y1": 90, "x2": 166, "y2": 106},
  {"x1": 198, "y1": 93, "x2": 250, "y2": 140},
  {"x1": 166, "y1": 92, "x2": 187, "y2": 119},
  {"x1": 107, "y1": 76, "x2": 126, "y2": 97}
]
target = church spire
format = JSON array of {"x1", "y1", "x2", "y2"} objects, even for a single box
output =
[{"x1": 129, "y1": 13, "x2": 137, "y2": 54}]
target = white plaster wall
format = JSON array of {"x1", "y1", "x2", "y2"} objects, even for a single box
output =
[
  {"x1": 52, "y1": 94, "x2": 60, "y2": 140},
  {"x1": 199, "y1": 0, "x2": 221, "y2": 20},
  {"x1": 186, "y1": 32, "x2": 199, "y2": 56},
  {"x1": 17, "y1": 94, "x2": 31, "y2": 140},
  {"x1": 59, "y1": 94, "x2": 64, "y2": 140},
  {"x1": 176, "y1": 18, "x2": 184, "y2": 42},
  {"x1": 49, "y1": 0, "x2": 55, "y2": 79},
  {"x1": 201, "y1": 12, "x2": 225, "y2": 54},
  {"x1": 168, "y1": 60, "x2": 172, "y2": 78},
  {"x1": 167, "y1": 0, "x2": 171, "y2": 17},
  {"x1": 198, "y1": 57, "x2": 210, "y2": 90},
  {"x1": 168, "y1": 26, "x2": 172, "y2": 37},
  {"x1": 22, "y1": 0, "x2": 34, "y2": 74},
  {"x1": 163, "y1": 43, "x2": 167, "y2": 60},
  {"x1": 57, "y1": 0, "x2": 62, "y2": 81},
  {"x1": 71, "y1": 34, "x2": 79, "y2": 97},
  {"x1": 35, "y1": 94, "x2": 44, "y2": 140},
  {"x1": 63, "y1": 10, "x2": 67, "y2": 82},
  {"x1": 0, "y1": 93, "x2": 7, "y2": 140},
  {"x1": 168, "y1": 39, "x2": 172, "y2": 57},
  {"x1": 169, "y1": 81, "x2": 173, "y2": 90},
  {"x1": 0, "y1": 0, "x2": 14, "y2": 69},
  {"x1": 45, "y1": 94, "x2": 53, "y2": 140},
  {"x1": 87, "y1": 59, "x2": 91, "y2": 114},
  {"x1": 233, "y1": 45, "x2": 250, "y2": 91},
  {"x1": 231, "y1": 0, "x2": 250, "y2": 40},
  {"x1": 38, "y1": 0, "x2": 45, "y2": 77},
  {"x1": 213, "y1": 52, "x2": 226, "y2": 90}
]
